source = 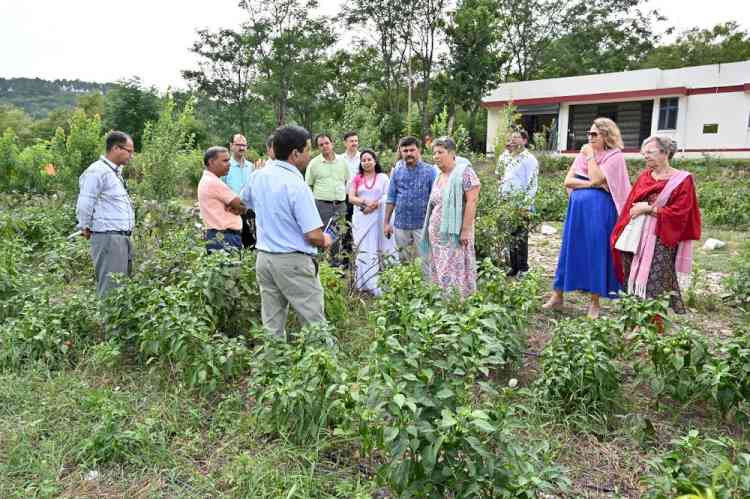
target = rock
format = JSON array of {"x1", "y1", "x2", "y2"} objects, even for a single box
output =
[
  {"x1": 703, "y1": 238, "x2": 726, "y2": 250},
  {"x1": 540, "y1": 224, "x2": 557, "y2": 235},
  {"x1": 84, "y1": 470, "x2": 99, "y2": 481}
]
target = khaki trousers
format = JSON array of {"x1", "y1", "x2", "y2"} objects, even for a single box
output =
[{"x1": 256, "y1": 251, "x2": 325, "y2": 339}]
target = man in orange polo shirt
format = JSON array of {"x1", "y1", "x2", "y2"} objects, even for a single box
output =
[{"x1": 198, "y1": 146, "x2": 246, "y2": 253}]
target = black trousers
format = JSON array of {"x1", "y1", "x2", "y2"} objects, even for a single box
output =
[
  {"x1": 342, "y1": 198, "x2": 355, "y2": 263},
  {"x1": 241, "y1": 210, "x2": 256, "y2": 249},
  {"x1": 508, "y1": 226, "x2": 529, "y2": 274}
]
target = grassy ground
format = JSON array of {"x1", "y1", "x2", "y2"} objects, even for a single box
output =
[{"x1": 1, "y1": 220, "x2": 748, "y2": 498}]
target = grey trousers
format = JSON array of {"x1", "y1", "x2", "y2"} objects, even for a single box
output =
[
  {"x1": 256, "y1": 251, "x2": 325, "y2": 339},
  {"x1": 90, "y1": 232, "x2": 133, "y2": 297},
  {"x1": 315, "y1": 200, "x2": 346, "y2": 263},
  {"x1": 394, "y1": 227, "x2": 423, "y2": 263}
]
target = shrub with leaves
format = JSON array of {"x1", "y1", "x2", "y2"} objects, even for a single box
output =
[
  {"x1": 636, "y1": 327, "x2": 712, "y2": 404},
  {"x1": 642, "y1": 430, "x2": 750, "y2": 499},
  {"x1": 726, "y1": 242, "x2": 750, "y2": 310},
  {"x1": 700, "y1": 329, "x2": 750, "y2": 422},
  {"x1": 249, "y1": 323, "x2": 349, "y2": 444},
  {"x1": 536, "y1": 318, "x2": 621, "y2": 417}
]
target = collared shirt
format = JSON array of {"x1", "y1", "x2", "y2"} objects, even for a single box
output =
[
  {"x1": 222, "y1": 157, "x2": 253, "y2": 195},
  {"x1": 339, "y1": 151, "x2": 360, "y2": 189},
  {"x1": 241, "y1": 160, "x2": 323, "y2": 255},
  {"x1": 386, "y1": 160, "x2": 438, "y2": 230},
  {"x1": 76, "y1": 156, "x2": 135, "y2": 232},
  {"x1": 198, "y1": 170, "x2": 242, "y2": 231},
  {"x1": 497, "y1": 149, "x2": 539, "y2": 208},
  {"x1": 305, "y1": 153, "x2": 350, "y2": 201}
]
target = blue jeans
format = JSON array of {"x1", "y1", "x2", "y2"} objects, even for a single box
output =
[{"x1": 206, "y1": 229, "x2": 242, "y2": 254}]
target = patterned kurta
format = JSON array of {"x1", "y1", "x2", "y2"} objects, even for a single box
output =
[{"x1": 426, "y1": 167, "x2": 481, "y2": 297}]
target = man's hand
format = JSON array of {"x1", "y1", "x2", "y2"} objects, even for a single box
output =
[
  {"x1": 81, "y1": 228, "x2": 91, "y2": 240},
  {"x1": 322, "y1": 233, "x2": 333, "y2": 250},
  {"x1": 384, "y1": 223, "x2": 393, "y2": 238}
]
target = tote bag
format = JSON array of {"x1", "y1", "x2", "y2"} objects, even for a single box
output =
[{"x1": 614, "y1": 214, "x2": 646, "y2": 253}]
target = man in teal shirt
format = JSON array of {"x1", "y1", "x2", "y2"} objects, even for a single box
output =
[{"x1": 222, "y1": 133, "x2": 255, "y2": 248}]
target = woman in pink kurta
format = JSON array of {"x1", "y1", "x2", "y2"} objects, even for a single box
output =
[{"x1": 420, "y1": 137, "x2": 481, "y2": 298}]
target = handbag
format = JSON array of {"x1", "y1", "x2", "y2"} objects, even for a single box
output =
[{"x1": 615, "y1": 214, "x2": 646, "y2": 253}]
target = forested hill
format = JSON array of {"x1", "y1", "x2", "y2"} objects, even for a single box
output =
[{"x1": 0, "y1": 77, "x2": 113, "y2": 118}]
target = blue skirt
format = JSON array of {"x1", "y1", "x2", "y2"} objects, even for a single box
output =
[{"x1": 553, "y1": 188, "x2": 621, "y2": 298}]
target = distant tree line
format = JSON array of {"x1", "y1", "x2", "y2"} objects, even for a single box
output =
[{"x1": 1, "y1": 1, "x2": 749, "y2": 154}]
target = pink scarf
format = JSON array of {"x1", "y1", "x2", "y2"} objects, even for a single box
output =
[
  {"x1": 569, "y1": 149, "x2": 631, "y2": 214},
  {"x1": 627, "y1": 170, "x2": 694, "y2": 298}
]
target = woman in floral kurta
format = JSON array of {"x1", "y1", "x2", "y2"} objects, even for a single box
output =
[{"x1": 423, "y1": 137, "x2": 481, "y2": 297}]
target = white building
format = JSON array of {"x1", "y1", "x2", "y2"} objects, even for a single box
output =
[{"x1": 482, "y1": 60, "x2": 750, "y2": 158}]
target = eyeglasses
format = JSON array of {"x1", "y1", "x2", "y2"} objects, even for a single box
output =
[
  {"x1": 587, "y1": 131, "x2": 600, "y2": 138},
  {"x1": 117, "y1": 145, "x2": 134, "y2": 154},
  {"x1": 232, "y1": 143, "x2": 247, "y2": 148},
  {"x1": 642, "y1": 149, "x2": 661, "y2": 157}
]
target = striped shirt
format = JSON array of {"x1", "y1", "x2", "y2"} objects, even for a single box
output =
[{"x1": 76, "y1": 156, "x2": 135, "y2": 232}]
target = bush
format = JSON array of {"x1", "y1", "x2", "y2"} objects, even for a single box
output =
[
  {"x1": 249, "y1": 323, "x2": 349, "y2": 444},
  {"x1": 536, "y1": 318, "x2": 621, "y2": 417},
  {"x1": 726, "y1": 242, "x2": 750, "y2": 310},
  {"x1": 642, "y1": 430, "x2": 750, "y2": 499}
]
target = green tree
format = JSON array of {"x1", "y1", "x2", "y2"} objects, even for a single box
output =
[
  {"x1": 537, "y1": 0, "x2": 662, "y2": 78},
  {"x1": 641, "y1": 22, "x2": 750, "y2": 69},
  {"x1": 31, "y1": 107, "x2": 73, "y2": 142},
  {"x1": 239, "y1": 0, "x2": 337, "y2": 127},
  {"x1": 136, "y1": 95, "x2": 196, "y2": 201},
  {"x1": 0, "y1": 104, "x2": 34, "y2": 146},
  {"x1": 0, "y1": 129, "x2": 20, "y2": 191},
  {"x1": 182, "y1": 29, "x2": 260, "y2": 136},
  {"x1": 436, "y1": 0, "x2": 506, "y2": 148},
  {"x1": 49, "y1": 108, "x2": 104, "y2": 190},
  {"x1": 103, "y1": 77, "x2": 160, "y2": 150}
]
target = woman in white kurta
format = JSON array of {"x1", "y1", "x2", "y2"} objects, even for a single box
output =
[{"x1": 348, "y1": 150, "x2": 397, "y2": 296}]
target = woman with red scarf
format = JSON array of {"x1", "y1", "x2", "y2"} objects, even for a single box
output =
[{"x1": 611, "y1": 136, "x2": 701, "y2": 313}]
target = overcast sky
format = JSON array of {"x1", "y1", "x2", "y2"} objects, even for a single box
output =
[{"x1": 1, "y1": 0, "x2": 748, "y2": 90}]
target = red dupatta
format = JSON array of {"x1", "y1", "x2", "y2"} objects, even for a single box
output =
[{"x1": 611, "y1": 169, "x2": 702, "y2": 286}]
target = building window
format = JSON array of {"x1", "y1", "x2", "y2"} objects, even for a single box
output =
[
  {"x1": 658, "y1": 97, "x2": 679, "y2": 130},
  {"x1": 703, "y1": 124, "x2": 719, "y2": 134}
]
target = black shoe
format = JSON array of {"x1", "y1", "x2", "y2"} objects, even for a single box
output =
[{"x1": 506, "y1": 269, "x2": 518, "y2": 278}]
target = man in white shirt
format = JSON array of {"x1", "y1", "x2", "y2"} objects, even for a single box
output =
[{"x1": 339, "y1": 131, "x2": 360, "y2": 262}]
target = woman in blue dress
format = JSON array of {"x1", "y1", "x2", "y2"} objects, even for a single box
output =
[{"x1": 543, "y1": 118, "x2": 632, "y2": 318}]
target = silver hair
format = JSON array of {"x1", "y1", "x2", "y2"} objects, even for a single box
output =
[
  {"x1": 642, "y1": 135, "x2": 678, "y2": 160},
  {"x1": 433, "y1": 136, "x2": 457, "y2": 152},
  {"x1": 204, "y1": 146, "x2": 229, "y2": 166}
]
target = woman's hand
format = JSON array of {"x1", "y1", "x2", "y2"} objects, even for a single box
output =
[
  {"x1": 629, "y1": 201, "x2": 651, "y2": 218},
  {"x1": 362, "y1": 201, "x2": 378, "y2": 214},
  {"x1": 460, "y1": 227, "x2": 471, "y2": 247},
  {"x1": 580, "y1": 143, "x2": 594, "y2": 158}
]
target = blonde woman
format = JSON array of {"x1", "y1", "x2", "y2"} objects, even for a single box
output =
[{"x1": 543, "y1": 118, "x2": 632, "y2": 318}]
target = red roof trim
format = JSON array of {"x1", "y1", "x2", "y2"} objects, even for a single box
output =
[
  {"x1": 482, "y1": 83, "x2": 750, "y2": 108},
  {"x1": 687, "y1": 84, "x2": 746, "y2": 95},
  {"x1": 482, "y1": 87, "x2": 688, "y2": 108}
]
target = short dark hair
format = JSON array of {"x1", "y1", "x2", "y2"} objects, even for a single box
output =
[
  {"x1": 343, "y1": 131, "x2": 358, "y2": 141},
  {"x1": 512, "y1": 127, "x2": 529, "y2": 142},
  {"x1": 274, "y1": 125, "x2": 311, "y2": 161},
  {"x1": 315, "y1": 133, "x2": 333, "y2": 147},
  {"x1": 204, "y1": 146, "x2": 229, "y2": 167},
  {"x1": 105, "y1": 131, "x2": 131, "y2": 152},
  {"x1": 358, "y1": 149, "x2": 383, "y2": 176},
  {"x1": 398, "y1": 136, "x2": 419, "y2": 149}
]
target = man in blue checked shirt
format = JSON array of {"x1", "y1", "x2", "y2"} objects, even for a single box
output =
[
  {"x1": 75, "y1": 131, "x2": 136, "y2": 297},
  {"x1": 384, "y1": 136, "x2": 437, "y2": 263},
  {"x1": 222, "y1": 133, "x2": 255, "y2": 248}
]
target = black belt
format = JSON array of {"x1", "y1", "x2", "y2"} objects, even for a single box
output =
[
  {"x1": 93, "y1": 230, "x2": 132, "y2": 236},
  {"x1": 208, "y1": 228, "x2": 241, "y2": 235},
  {"x1": 257, "y1": 249, "x2": 314, "y2": 257},
  {"x1": 318, "y1": 199, "x2": 345, "y2": 204}
]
